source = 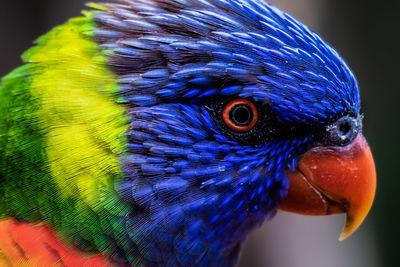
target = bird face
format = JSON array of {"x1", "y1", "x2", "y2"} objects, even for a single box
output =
[{"x1": 91, "y1": 0, "x2": 376, "y2": 265}]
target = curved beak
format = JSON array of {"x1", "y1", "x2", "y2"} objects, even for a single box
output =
[{"x1": 278, "y1": 134, "x2": 376, "y2": 240}]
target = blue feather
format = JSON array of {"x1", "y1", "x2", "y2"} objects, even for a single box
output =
[{"x1": 89, "y1": 0, "x2": 363, "y2": 265}]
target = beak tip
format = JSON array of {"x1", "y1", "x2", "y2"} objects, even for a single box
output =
[
  {"x1": 338, "y1": 228, "x2": 354, "y2": 242},
  {"x1": 339, "y1": 227, "x2": 352, "y2": 241}
]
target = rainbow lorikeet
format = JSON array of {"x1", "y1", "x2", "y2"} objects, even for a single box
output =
[{"x1": 0, "y1": 0, "x2": 376, "y2": 266}]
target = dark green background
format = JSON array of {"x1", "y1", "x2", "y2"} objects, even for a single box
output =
[{"x1": 323, "y1": 1, "x2": 400, "y2": 266}]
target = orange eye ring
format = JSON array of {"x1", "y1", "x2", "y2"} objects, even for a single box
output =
[{"x1": 222, "y1": 99, "x2": 258, "y2": 132}]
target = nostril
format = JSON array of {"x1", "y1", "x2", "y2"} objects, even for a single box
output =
[
  {"x1": 338, "y1": 121, "x2": 352, "y2": 136},
  {"x1": 319, "y1": 115, "x2": 361, "y2": 147}
]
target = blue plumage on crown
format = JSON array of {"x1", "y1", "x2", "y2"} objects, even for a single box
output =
[{"x1": 93, "y1": 0, "x2": 359, "y2": 125}]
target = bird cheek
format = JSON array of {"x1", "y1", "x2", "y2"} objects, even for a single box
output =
[{"x1": 278, "y1": 134, "x2": 376, "y2": 240}]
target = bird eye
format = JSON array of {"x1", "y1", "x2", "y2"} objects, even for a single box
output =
[{"x1": 222, "y1": 99, "x2": 258, "y2": 132}]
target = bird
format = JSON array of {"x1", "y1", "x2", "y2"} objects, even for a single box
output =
[{"x1": 0, "y1": 0, "x2": 376, "y2": 266}]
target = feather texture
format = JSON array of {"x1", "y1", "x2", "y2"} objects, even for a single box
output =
[{"x1": 0, "y1": 1, "x2": 362, "y2": 266}]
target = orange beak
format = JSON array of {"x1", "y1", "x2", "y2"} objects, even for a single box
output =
[{"x1": 278, "y1": 134, "x2": 376, "y2": 240}]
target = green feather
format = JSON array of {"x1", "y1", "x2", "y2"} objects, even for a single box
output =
[{"x1": 0, "y1": 11, "x2": 132, "y2": 256}]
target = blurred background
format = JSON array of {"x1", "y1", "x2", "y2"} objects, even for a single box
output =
[{"x1": 1, "y1": 0, "x2": 398, "y2": 266}]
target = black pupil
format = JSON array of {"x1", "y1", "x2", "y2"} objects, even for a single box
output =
[{"x1": 230, "y1": 104, "x2": 253, "y2": 126}]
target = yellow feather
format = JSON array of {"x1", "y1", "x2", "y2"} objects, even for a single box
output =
[{"x1": 25, "y1": 14, "x2": 128, "y2": 205}]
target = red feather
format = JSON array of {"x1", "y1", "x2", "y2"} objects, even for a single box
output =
[{"x1": 0, "y1": 219, "x2": 113, "y2": 266}]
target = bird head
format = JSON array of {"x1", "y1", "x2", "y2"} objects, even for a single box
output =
[{"x1": 90, "y1": 0, "x2": 376, "y2": 265}]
